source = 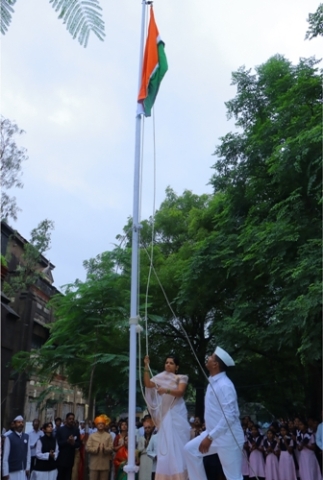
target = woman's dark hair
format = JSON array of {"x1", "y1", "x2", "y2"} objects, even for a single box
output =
[
  {"x1": 299, "y1": 419, "x2": 308, "y2": 427},
  {"x1": 164, "y1": 355, "x2": 180, "y2": 366},
  {"x1": 42, "y1": 422, "x2": 53, "y2": 430},
  {"x1": 109, "y1": 423, "x2": 118, "y2": 432},
  {"x1": 252, "y1": 424, "x2": 260, "y2": 431},
  {"x1": 270, "y1": 421, "x2": 280, "y2": 432}
]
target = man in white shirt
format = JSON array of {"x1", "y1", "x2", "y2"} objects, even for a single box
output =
[
  {"x1": 2, "y1": 415, "x2": 31, "y2": 480},
  {"x1": 27, "y1": 418, "x2": 44, "y2": 472},
  {"x1": 79, "y1": 421, "x2": 85, "y2": 435},
  {"x1": 88, "y1": 421, "x2": 97, "y2": 434},
  {"x1": 53, "y1": 417, "x2": 63, "y2": 437},
  {"x1": 3, "y1": 422, "x2": 15, "y2": 438},
  {"x1": 184, "y1": 346, "x2": 244, "y2": 480},
  {"x1": 317, "y1": 424, "x2": 323, "y2": 448},
  {"x1": 146, "y1": 432, "x2": 158, "y2": 480},
  {"x1": 137, "y1": 418, "x2": 154, "y2": 480}
]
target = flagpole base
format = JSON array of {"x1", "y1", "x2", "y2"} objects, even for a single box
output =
[{"x1": 123, "y1": 465, "x2": 140, "y2": 474}]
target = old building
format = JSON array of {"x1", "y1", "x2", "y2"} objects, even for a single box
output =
[{"x1": 1, "y1": 221, "x2": 87, "y2": 429}]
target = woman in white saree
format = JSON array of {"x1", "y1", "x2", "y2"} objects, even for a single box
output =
[{"x1": 143, "y1": 355, "x2": 190, "y2": 480}]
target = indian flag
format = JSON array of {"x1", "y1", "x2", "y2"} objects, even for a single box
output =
[{"x1": 137, "y1": 7, "x2": 168, "y2": 117}]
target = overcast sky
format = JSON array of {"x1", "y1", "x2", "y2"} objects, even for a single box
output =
[{"x1": 2, "y1": 0, "x2": 321, "y2": 290}]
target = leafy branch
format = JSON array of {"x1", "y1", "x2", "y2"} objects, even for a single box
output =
[{"x1": 1, "y1": 0, "x2": 105, "y2": 47}]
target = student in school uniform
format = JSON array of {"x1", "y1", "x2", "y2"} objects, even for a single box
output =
[
  {"x1": 263, "y1": 430, "x2": 279, "y2": 480},
  {"x1": 246, "y1": 421, "x2": 254, "y2": 438},
  {"x1": 278, "y1": 425, "x2": 297, "y2": 480},
  {"x1": 247, "y1": 425, "x2": 265, "y2": 480},
  {"x1": 297, "y1": 419, "x2": 321, "y2": 480},
  {"x1": 241, "y1": 422, "x2": 250, "y2": 480},
  {"x1": 287, "y1": 419, "x2": 300, "y2": 477}
]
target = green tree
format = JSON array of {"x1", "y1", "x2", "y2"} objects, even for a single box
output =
[
  {"x1": 1, "y1": 116, "x2": 28, "y2": 221},
  {"x1": 1, "y1": 0, "x2": 105, "y2": 47},
  {"x1": 4, "y1": 219, "x2": 55, "y2": 295},
  {"x1": 201, "y1": 54, "x2": 322, "y2": 415},
  {"x1": 121, "y1": 55, "x2": 321, "y2": 417},
  {"x1": 305, "y1": 3, "x2": 323, "y2": 39},
  {"x1": 12, "y1": 250, "x2": 131, "y2": 419}
]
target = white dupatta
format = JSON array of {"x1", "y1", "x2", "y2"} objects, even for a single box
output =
[{"x1": 145, "y1": 371, "x2": 188, "y2": 428}]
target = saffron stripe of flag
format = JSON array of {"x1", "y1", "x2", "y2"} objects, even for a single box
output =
[{"x1": 137, "y1": 6, "x2": 168, "y2": 117}]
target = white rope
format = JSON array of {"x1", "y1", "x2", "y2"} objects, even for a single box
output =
[
  {"x1": 143, "y1": 105, "x2": 157, "y2": 356},
  {"x1": 138, "y1": 325, "x2": 159, "y2": 412},
  {"x1": 137, "y1": 325, "x2": 175, "y2": 458}
]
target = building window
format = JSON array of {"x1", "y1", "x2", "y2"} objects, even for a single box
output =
[
  {"x1": 76, "y1": 404, "x2": 85, "y2": 422},
  {"x1": 62, "y1": 402, "x2": 73, "y2": 419},
  {"x1": 31, "y1": 334, "x2": 45, "y2": 350},
  {"x1": 26, "y1": 398, "x2": 39, "y2": 422}
]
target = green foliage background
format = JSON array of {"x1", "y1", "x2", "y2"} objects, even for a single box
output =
[{"x1": 12, "y1": 51, "x2": 322, "y2": 419}]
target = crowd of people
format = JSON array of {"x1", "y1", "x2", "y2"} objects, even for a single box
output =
[
  {"x1": 239, "y1": 416, "x2": 322, "y2": 480},
  {"x1": 1, "y1": 413, "x2": 156, "y2": 480},
  {"x1": 1, "y1": 347, "x2": 322, "y2": 480}
]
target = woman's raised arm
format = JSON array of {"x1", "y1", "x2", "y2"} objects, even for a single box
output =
[{"x1": 143, "y1": 355, "x2": 156, "y2": 388}]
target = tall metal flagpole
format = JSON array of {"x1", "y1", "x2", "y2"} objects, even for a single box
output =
[{"x1": 124, "y1": 2, "x2": 147, "y2": 479}]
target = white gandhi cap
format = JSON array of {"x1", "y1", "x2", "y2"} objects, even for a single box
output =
[
  {"x1": 214, "y1": 346, "x2": 235, "y2": 367},
  {"x1": 13, "y1": 415, "x2": 24, "y2": 421}
]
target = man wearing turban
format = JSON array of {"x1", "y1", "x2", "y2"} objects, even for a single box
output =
[{"x1": 85, "y1": 415, "x2": 114, "y2": 480}]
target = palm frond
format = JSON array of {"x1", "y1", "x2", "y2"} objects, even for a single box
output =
[
  {"x1": 1, "y1": 0, "x2": 105, "y2": 47},
  {"x1": 50, "y1": 0, "x2": 105, "y2": 47},
  {"x1": 1, "y1": 0, "x2": 17, "y2": 35}
]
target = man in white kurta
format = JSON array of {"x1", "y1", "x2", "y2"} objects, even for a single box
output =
[
  {"x1": 28, "y1": 419, "x2": 43, "y2": 472},
  {"x1": 2, "y1": 416, "x2": 31, "y2": 480},
  {"x1": 146, "y1": 433, "x2": 158, "y2": 480},
  {"x1": 3, "y1": 422, "x2": 15, "y2": 437},
  {"x1": 137, "y1": 419, "x2": 154, "y2": 480},
  {"x1": 184, "y1": 347, "x2": 244, "y2": 480}
]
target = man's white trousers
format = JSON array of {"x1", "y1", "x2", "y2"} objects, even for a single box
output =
[{"x1": 183, "y1": 431, "x2": 243, "y2": 480}]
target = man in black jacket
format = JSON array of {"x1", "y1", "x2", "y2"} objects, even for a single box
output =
[{"x1": 56, "y1": 412, "x2": 81, "y2": 480}]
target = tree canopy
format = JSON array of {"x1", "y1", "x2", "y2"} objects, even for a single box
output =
[
  {"x1": 305, "y1": 3, "x2": 323, "y2": 40},
  {"x1": 4, "y1": 219, "x2": 55, "y2": 296},
  {"x1": 209, "y1": 55, "x2": 321, "y2": 364},
  {"x1": 1, "y1": 116, "x2": 27, "y2": 222},
  {"x1": 200, "y1": 54, "x2": 322, "y2": 414}
]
